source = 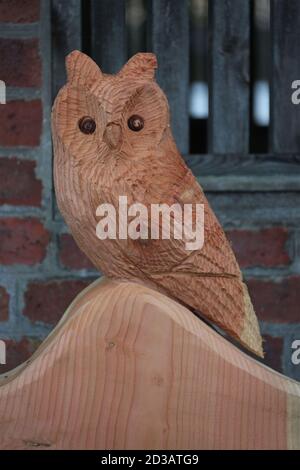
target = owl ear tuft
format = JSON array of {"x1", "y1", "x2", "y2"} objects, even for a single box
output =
[
  {"x1": 118, "y1": 53, "x2": 157, "y2": 80},
  {"x1": 66, "y1": 50, "x2": 103, "y2": 86}
]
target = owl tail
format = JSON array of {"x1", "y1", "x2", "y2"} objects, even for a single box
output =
[
  {"x1": 152, "y1": 273, "x2": 264, "y2": 357},
  {"x1": 239, "y1": 283, "x2": 264, "y2": 357}
]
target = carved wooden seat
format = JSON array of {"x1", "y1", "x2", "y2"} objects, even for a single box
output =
[{"x1": 0, "y1": 278, "x2": 299, "y2": 449}]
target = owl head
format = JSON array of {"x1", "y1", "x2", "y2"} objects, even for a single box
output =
[
  {"x1": 51, "y1": 50, "x2": 176, "y2": 176},
  {"x1": 51, "y1": 50, "x2": 187, "y2": 278}
]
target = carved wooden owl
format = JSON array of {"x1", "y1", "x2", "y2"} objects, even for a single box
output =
[{"x1": 52, "y1": 50, "x2": 263, "y2": 357}]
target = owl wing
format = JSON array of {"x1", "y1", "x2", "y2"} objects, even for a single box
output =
[
  {"x1": 148, "y1": 169, "x2": 263, "y2": 357},
  {"x1": 87, "y1": 158, "x2": 262, "y2": 356}
]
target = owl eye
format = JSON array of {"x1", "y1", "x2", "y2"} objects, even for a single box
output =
[
  {"x1": 127, "y1": 115, "x2": 144, "y2": 132},
  {"x1": 78, "y1": 116, "x2": 96, "y2": 134}
]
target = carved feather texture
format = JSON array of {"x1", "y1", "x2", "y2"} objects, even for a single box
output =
[{"x1": 51, "y1": 51, "x2": 263, "y2": 357}]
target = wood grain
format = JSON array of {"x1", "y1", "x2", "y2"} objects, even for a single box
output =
[
  {"x1": 51, "y1": 0, "x2": 82, "y2": 99},
  {"x1": 270, "y1": 0, "x2": 300, "y2": 153},
  {"x1": 0, "y1": 278, "x2": 298, "y2": 450},
  {"x1": 90, "y1": 0, "x2": 127, "y2": 74},
  {"x1": 208, "y1": 0, "x2": 250, "y2": 154},
  {"x1": 148, "y1": 0, "x2": 189, "y2": 154},
  {"x1": 185, "y1": 153, "x2": 300, "y2": 192}
]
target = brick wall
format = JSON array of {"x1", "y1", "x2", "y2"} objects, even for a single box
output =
[
  {"x1": 226, "y1": 228, "x2": 299, "y2": 378},
  {"x1": 0, "y1": 0, "x2": 98, "y2": 373},
  {"x1": 0, "y1": 0, "x2": 299, "y2": 381}
]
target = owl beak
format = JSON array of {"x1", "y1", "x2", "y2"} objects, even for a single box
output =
[{"x1": 103, "y1": 122, "x2": 122, "y2": 150}]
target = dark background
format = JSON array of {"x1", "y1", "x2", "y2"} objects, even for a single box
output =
[{"x1": 0, "y1": 0, "x2": 299, "y2": 380}]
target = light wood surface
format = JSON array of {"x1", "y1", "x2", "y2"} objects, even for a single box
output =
[
  {"x1": 0, "y1": 278, "x2": 299, "y2": 450},
  {"x1": 51, "y1": 50, "x2": 263, "y2": 357}
]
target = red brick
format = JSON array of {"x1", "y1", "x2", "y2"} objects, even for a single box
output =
[
  {"x1": 0, "y1": 100, "x2": 42, "y2": 147},
  {"x1": 23, "y1": 279, "x2": 93, "y2": 326},
  {"x1": 0, "y1": 39, "x2": 41, "y2": 87},
  {"x1": 0, "y1": 337, "x2": 42, "y2": 374},
  {"x1": 0, "y1": 218, "x2": 49, "y2": 265},
  {"x1": 0, "y1": 0, "x2": 40, "y2": 23},
  {"x1": 0, "y1": 286, "x2": 9, "y2": 321},
  {"x1": 59, "y1": 233, "x2": 95, "y2": 270},
  {"x1": 0, "y1": 157, "x2": 42, "y2": 206},
  {"x1": 262, "y1": 334, "x2": 283, "y2": 372},
  {"x1": 226, "y1": 228, "x2": 290, "y2": 268},
  {"x1": 247, "y1": 277, "x2": 300, "y2": 323}
]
